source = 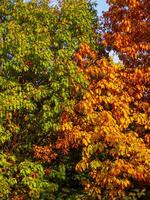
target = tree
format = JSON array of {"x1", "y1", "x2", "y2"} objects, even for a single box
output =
[
  {"x1": 1, "y1": 0, "x2": 149, "y2": 199},
  {"x1": 58, "y1": 44, "x2": 150, "y2": 199},
  {"x1": 0, "y1": 0, "x2": 99, "y2": 199},
  {"x1": 102, "y1": 0, "x2": 150, "y2": 68}
]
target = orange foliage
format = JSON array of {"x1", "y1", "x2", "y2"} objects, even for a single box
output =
[
  {"x1": 58, "y1": 44, "x2": 150, "y2": 199},
  {"x1": 102, "y1": 0, "x2": 150, "y2": 67},
  {"x1": 33, "y1": 144, "x2": 57, "y2": 163},
  {"x1": 12, "y1": 195, "x2": 25, "y2": 200}
]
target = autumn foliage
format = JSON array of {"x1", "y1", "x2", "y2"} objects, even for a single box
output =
[
  {"x1": 102, "y1": 0, "x2": 150, "y2": 68},
  {"x1": 56, "y1": 44, "x2": 150, "y2": 199},
  {"x1": 0, "y1": 0, "x2": 150, "y2": 199}
]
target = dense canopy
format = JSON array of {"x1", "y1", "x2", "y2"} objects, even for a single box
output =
[
  {"x1": 102, "y1": 0, "x2": 150, "y2": 68},
  {"x1": 0, "y1": 0, "x2": 149, "y2": 199}
]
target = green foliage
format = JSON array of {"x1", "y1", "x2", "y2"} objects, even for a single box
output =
[
  {"x1": 0, "y1": 0, "x2": 98, "y2": 145},
  {"x1": 123, "y1": 189, "x2": 146, "y2": 200},
  {"x1": 0, "y1": 153, "x2": 58, "y2": 199},
  {"x1": 0, "y1": 0, "x2": 99, "y2": 199},
  {"x1": 1, "y1": 1, "x2": 148, "y2": 199}
]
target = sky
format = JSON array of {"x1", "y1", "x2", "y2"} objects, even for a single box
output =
[
  {"x1": 96, "y1": 0, "x2": 108, "y2": 16},
  {"x1": 96, "y1": 1, "x2": 119, "y2": 62}
]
